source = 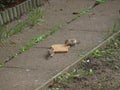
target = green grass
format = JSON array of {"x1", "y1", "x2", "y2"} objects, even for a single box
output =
[
  {"x1": 49, "y1": 63, "x2": 94, "y2": 89},
  {"x1": 67, "y1": 0, "x2": 107, "y2": 24},
  {"x1": 54, "y1": 69, "x2": 80, "y2": 86},
  {"x1": 0, "y1": 63, "x2": 4, "y2": 68},
  {"x1": 19, "y1": 23, "x2": 65, "y2": 53},
  {"x1": 48, "y1": 24, "x2": 120, "y2": 90},
  {"x1": 96, "y1": 0, "x2": 106, "y2": 3},
  {"x1": 27, "y1": 8, "x2": 44, "y2": 26},
  {"x1": 67, "y1": 8, "x2": 92, "y2": 24},
  {"x1": 0, "y1": 26, "x2": 5, "y2": 42},
  {"x1": 92, "y1": 49, "x2": 106, "y2": 57},
  {"x1": 91, "y1": 37, "x2": 120, "y2": 58},
  {"x1": 48, "y1": 34, "x2": 120, "y2": 90},
  {"x1": 103, "y1": 18, "x2": 120, "y2": 41},
  {"x1": 48, "y1": 88, "x2": 60, "y2": 90},
  {"x1": 81, "y1": 69, "x2": 94, "y2": 76},
  {"x1": 0, "y1": 8, "x2": 44, "y2": 42},
  {"x1": 7, "y1": 22, "x2": 27, "y2": 38},
  {"x1": 1, "y1": 0, "x2": 108, "y2": 64},
  {"x1": 111, "y1": 19, "x2": 120, "y2": 33},
  {"x1": 79, "y1": 8, "x2": 91, "y2": 15},
  {"x1": 3, "y1": 23, "x2": 65, "y2": 63},
  {"x1": 0, "y1": 0, "x2": 107, "y2": 42}
]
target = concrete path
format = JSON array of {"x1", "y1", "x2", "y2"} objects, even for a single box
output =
[{"x1": 0, "y1": 0, "x2": 120, "y2": 90}]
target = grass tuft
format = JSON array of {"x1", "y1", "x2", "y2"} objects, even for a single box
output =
[
  {"x1": 96, "y1": 0, "x2": 106, "y2": 3},
  {"x1": 0, "y1": 8, "x2": 44, "y2": 43}
]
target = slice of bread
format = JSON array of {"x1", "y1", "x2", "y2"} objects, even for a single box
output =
[{"x1": 51, "y1": 44, "x2": 70, "y2": 53}]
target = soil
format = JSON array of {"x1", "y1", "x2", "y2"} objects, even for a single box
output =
[
  {"x1": 56, "y1": 36, "x2": 120, "y2": 90},
  {"x1": 0, "y1": 0, "x2": 26, "y2": 11}
]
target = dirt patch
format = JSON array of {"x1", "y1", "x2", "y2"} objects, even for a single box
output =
[
  {"x1": 0, "y1": 0, "x2": 26, "y2": 11},
  {"x1": 49, "y1": 35, "x2": 120, "y2": 90}
]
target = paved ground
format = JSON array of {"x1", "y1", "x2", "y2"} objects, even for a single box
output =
[{"x1": 0, "y1": 0, "x2": 120, "y2": 90}]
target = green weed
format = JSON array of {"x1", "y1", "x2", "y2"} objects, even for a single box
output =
[
  {"x1": 112, "y1": 23, "x2": 117, "y2": 33},
  {"x1": 67, "y1": 69, "x2": 80, "y2": 78},
  {"x1": 112, "y1": 65, "x2": 120, "y2": 71},
  {"x1": 82, "y1": 69, "x2": 94, "y2": 76},
  {"x1": 0, "y1": 26, "x2": 5, "y2": 42},
  {"x1": 27, "y1": 8, "x2": 44, "y2": 26},
  {"x1": 49, "y1": 63, "x2": 94, "y2": 89},
  {"x1": 111, "y1": 19, "x2": 120, "y2": 33},
  {"x1": 0, "y1": 63, "x2": 4, "y2": 68},
  {"x1": 54, "y1": 74, "x2": 69, "y2": 86},
  {"x1": 80, "y1": 8, "x2": 91, "y2": 15},
  {"x1": 48, "y1": 24, "x2": 66, "y2": 35},
  {"x1": 67, "y1": 8, "x2": 92, "y2": 24},
  {"x1": 103, "y1": 17, "x2": 120, "y2": 41},
  {"x1": 19, "y1": 24, "x2": 65, "y2": 52},
  {"x1": 0, "y1": 8, "x2": 44, "y2": 43},
  {"x1": 96, "y1": 0, "x2": 106, "y2": 3},
  {"x1": 102, "y1": 57, "x2": 115, "y2": 62},
  {"x1": 19, "y1": 34, "x2": 47, "y2": 52},
  {"x1": 6, "y1": 22, "x2": 27, "y2": 38},
  {"x1": 92, "y1": 49, "x2": 105, "y2": 57},
  {"x1": 48, "y1": 88, "x2": 60, "y2": 90},
  {"x1": 112, "y1": 39, "x2": 120, "y2": 49},
  {"x1": 54, "y1": 69, "x2": 80, "y2": 86},
  {"x1": 2, "y1": 23, "x2": 65, "y2": 63},
  {"x1": 78, "y1": 59, "x2": 88, "y2": 68},
  {"x1": 105, "y1": 38, "x2": 120, "y2": 51},
  {"x1": 92, "y1": 48, "x2": 117, "y2": 58}
]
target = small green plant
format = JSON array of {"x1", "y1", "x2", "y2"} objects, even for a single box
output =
[
  {"x1": 92, "y1": 49, "x2": 105, "y2": 57},
  {"x1": 27, "y1": 8, "x2": 44, "y2": 26},
  {"x1": 112, "y1": 39, "x2": 120, "y2": 49},
  {"x1": 66, "y1": 69, "x2": 80, "y2": 79},
  {"x1": 54, "y1": 74, "x2": 68, "y2": 86},
  {"x1": 80, "y1": 8, "x2": 91, "y2": 15},
  {"x1": 96, "y1": 0, "x2": 106, "y2": 3},
  {"x1": 110, "y1": 18, "x2": 120, "y2": 35},
  {"x1": 48, "y1": 24, "x2": 66, "y2": 35},
  {"x1": 112, "y1": 65, "x2": 120, "y2": 71},
  {"x1": 102, "y1": 57, "x2": 115, "y2": 62},
  {"x1": 54, "y1": 69, "x2": 80, "y2": 86},
  {"x1": 92, "y1": 48, "x2": 115, "y2": 58},
  {"x1": 88, "y1": 69, "x2": 94, "y2": 75},
  {"x1": 48, "y1": 87, "x2": 60, "y2": 90},
  {"x1": 2, "y1": 23, "x2": 65, "y2": 63},
  {"x1": 82, "y1": 69, "x2": 94, "y2": 76},
  {"x1": 19, "y1": 24, "x2": 65, "y2": 53},
  {"x1": 112, "y1": 23, "x2": 117, "y2": 33},
  {"x1": 0, "y1": 26, "x2": 5, "y2": 42},
  {"x1": 19, "y1": 34, "x2": 47, "y2": 52},
  {"x1": 78, "y1": 59, "x2": 88, "y2": 69},
  {"x1": 118, "y1": 18, "x2": 120, "y2": 30},
  {"x1": 0, "y1": 63, "x2": 4, "y2": 68},
  {"x1": 6, "y1": 22, "x2": 27, "y2": 38},
  {"x1": 0, "y1": 8, "x2": 44, "y2": 43}
]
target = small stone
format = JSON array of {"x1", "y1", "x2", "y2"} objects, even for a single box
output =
[
  {"x1": 86, "y1": 59, "x2": 90, "y2": 63},
  {"x1": 26, "y1": 69, "x2": 30, "y2": 72}
]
